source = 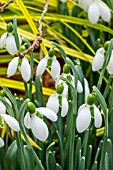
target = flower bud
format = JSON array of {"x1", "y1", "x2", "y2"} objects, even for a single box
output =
[
  {"x1": 104, "y1": 41, "x2": 110, "y2": 51},
  {"x1": 56, "y1": 84, "x2": 64, "y2": 94},
  {"x1": 19, "y1": 45, "x2": 26, "y2": 52},
  {"x1": 27, "y1": 102, "x2": 36, "y2": 114},
  {"x1": 0, "y1": 90, "x2": 5, "y2": 97},
  {"x1": 63, "y1": 64, "x2": 70, "y2": 74},
  {"x1": 7, "y1": 22, "x2": 13, "y2": 33},
  {"x1": 48, "y1": 48, "x2": 55, "y2": 58},
  {"x1": 87, "y1": 94, "x2": 95, "y2": 105}
]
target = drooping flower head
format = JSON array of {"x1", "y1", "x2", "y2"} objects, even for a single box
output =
[
  {"x1": 36, "y1": 48, "x2": 61, "y2": 79},
  {"x1": 78, "y1": 0, "x2": 111, "y2": 24},
  {"x1": 76, "y1": 93, "x2": 102, "y2": 133},
  {"x1": 0, "y1": 22, "x2": 22, "y2": 55},
  {"x1": 7, "y1": 45, "x2": 31, "y2": 82},
  {"x1": 47, "y1": 82, "x2": 69, "y2": 117},
  {"x1": 92, "y1": 41, "x2": 113, "y2": 74},
  {"x1": 0, "y1": 90, "x2": 20, "y2": 147},
  {"x1": 24, "y1": 102, "x2": 57, "y2": 141}
]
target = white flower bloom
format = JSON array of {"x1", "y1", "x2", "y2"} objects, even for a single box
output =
[
  {"x1": 76, "y1": 104, "x2": 102, "y2": 133},
  {"x1": 84, "y1": 78, "x2": 90, "y2": 102},
  {"x1": 79, "y1": 0, "x2": 111, "y2": 24},
  {"x1": 24, "y1": 107, "x2": 57, "y2": 141},
  {"x1": 46, "y1": 92, "x2": 68, "y2": 117},
  {"x1": 92, "y1": 48, "x2": 113, "y2": 74},
  {"x1": 60, "y1": 0, "x2": 67, "y2": 3},
  {"x1": 0, "y1": 137, "x2": 4, "y2": 148},
  {"x1": 0, "y1": 32, "x2": 22, "y2": 55},
  {"x1": 7, "y1": 56, "x2": 31, "y2": 82},
  {"x1": 36, "y1": 55, "x2": 61, "y2": 79},
  {"x1": 107, "y1": 50, "x2": 113, "y2": 74},
  {"x1": 92, "y1": 47, "x2": 105, "y2": 71},
  {"x1": 0, "y1": 98, "x2": 20, "y2": 132}
]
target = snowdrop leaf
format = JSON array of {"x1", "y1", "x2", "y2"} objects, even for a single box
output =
[
  {"x1": 24, "y1": 112, "x2": 31, "y2": 129},
  {"x1": 76, "y1": 105, "x2": 91, "y2": 133},
  {"x1": 20, "y1": 57, "x2": 31, "y2": 82},
  {"x1": 61, "y1": 96, "x2": 68, "y2": 117},
  {"x1": 36, "y1": 107, "x2": 57, "y2": 122},
  {"x1": 0, "y1": 137, "x2": 4, "y2": 148},
  {"x1": 7, "y1": 57, "x2": 19, "y2": 77},
  {"x1": 88, "y1": 1, "x2": 100, "y2": 24},
  {"x1": 108, "y1": 51, "x2": 113, "y2": 74},
  {"x1": 99, "y1": 2, "x2": 111, "y2": 22},
  {"x1": 92, "y1": 47, "x2": 104, "y2": 71},
  {"x1": 46, "y1": 93, "x2": 59, "y2": 113},
  {"x1": 6, "y1": 34, "x2": 18, "y2": 55},
  {"x1": 30, "y1": 114, "x2": 48, "y2": 141},
  {"x1": 1, "y1": 114, "x2": 20, "y2": 132},
  {"x1": 0, "y1": 32, "x2": 7, "y2": 49},
  {"x1": 94, "y1": 105, "x2": 102, "y2": 128},
  {"x1": 36, "y1": 56, "x2": 48, "y2": 75},
  {"x1": 51, "y1": 57, "x2": 61, "y2": 79}
]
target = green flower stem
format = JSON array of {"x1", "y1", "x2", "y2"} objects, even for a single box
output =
[
  {"x1": 99, "y1": 111, "x2": 108, "y2": 170},
  {"x1": 103, "y1": 75, "x2": 112, "y2": 99},
  {"x1": 15, "y1": 133, "x2": 27, "y2": 170},
  {"x1": 29, "y1": 52, "x2": 34, "y2": 100},
  {"x1": 24, "y1": 82, "x2": 29, "y2": 97},
  {"x1": 66, "y1": 57, "x2": 78, "y2": 170},
  {"x1": 20, "y1": 124, "x2": 44, "y2": 170}
]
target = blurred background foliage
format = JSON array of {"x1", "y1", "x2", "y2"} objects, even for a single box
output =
[{"x1": 0, "y1": 0, "x2": 113, "y2": 94}]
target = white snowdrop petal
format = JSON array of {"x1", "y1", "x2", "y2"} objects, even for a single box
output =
[
  {"x1": 30, "y1": 114, "x2": 49, "y2": 141},
  {"x1": 51, "y1": 57, "x2": 61, "y2": 79},
  {"x1": 94, "y1": 105, "x2": 102, "y2": 128},
  {"x1": 63, "y1": 83, "x2": 68, "y2": 96},
  {"x1": 1, "y1": 114, "x2": 20, "y2": 132},
  {"x1": 7, "y1": 57, "x2": 19, "y2": 76},
  {"x1": 0, "y1": 101, "x2": 6, "y2": 115},
  {"x1": 60, "y1": 0, "x2": 67, "y2": 3},
  {"x1": 88, "y1": 1, "x2": 100, "y2": 24},
  {"x1": 36, "y1": 107, "x2": 57, "y2": 122},
  {"x1": 92, "y1": 47, "x2": 105, "y2": 71},
  {"x1": 76, "y1": 105, "x2": 91, "y2": 133},
  {"x1": 20, "y1": 57, "x2": 31, "y2": 82},
  {"x1": 6, "y1": 35, "x2": 18, "y2": 55},
  {"x1": 84, "y1": 78, "x2": 90, "y2": 102},
  {"x1": 82, "y1": 0, "x2": 93, "y2": 12},
  {"x1": 77, "y1": 80, "x2": 83, "y2": 93},
  {"x1": 78, "y1": 104, "x2": 87, "y2": 114},
  {"x1": 5, "y1": 97, "x2": 12, "y2": 107},
  {"x1": 61, "y1": 97, "x2": 68, "y2": 117},
  {"x1": 24, "y1": 112, "x2": 31, "y2": 129},
  {"x1": 46, "y1": 93, "x2": 59, "y2": 113},
  {"x1": 0, "y1": 32, "x2": 7, "y2": 49},
  {"x1": 0, "y1": 137, "x2": 4, "y2": 148},
  {"x1": 36, "y1": 56, "x2": 48, "y2": 75},
  {"x1": 99, "y1": 1, "x2": 111, "y2": 22},
  {"x1": 108, "y1": 51, "x2": 113, "y2": 74}
]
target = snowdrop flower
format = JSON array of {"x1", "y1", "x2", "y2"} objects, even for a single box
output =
[
  {"x1": 0, "y1": 95, "x2": 20, "y2": 132},
  {"x1": 84, "y1": 78, "x2": 90, "y2": 102},
  {"x1": 47, "y1": 83, "x2": 68, "y2": 117},
  {"x1": 0, "y1": 22, "x2": 22, "y2": 55},
  {"x1": 76, "y1": 94, "x2": 102, "y2": 133},
  {"x1": 24, "y1": 102, "x2": 57, "y2": 141},
  {"x1": 7, "y1": 55, "x2": 31, "y2": 82},
  {"x1": 92, "y1": 46, "x2": 113, "y2": 74},
  {"x1": 0, "y1": 137, "x2": 4, "y2": 148},
  {"x1": 36, "y1": 48, "x2": 61, "y2": 79},
  {"x1": 78, "y1": 0, "x2": 111, "y2": 24}
]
